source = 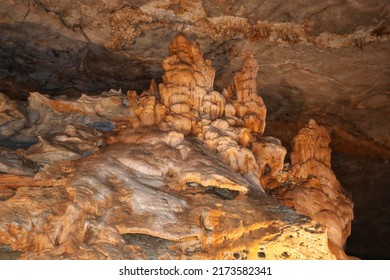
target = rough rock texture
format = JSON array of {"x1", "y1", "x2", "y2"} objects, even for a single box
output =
[
  {"x1": 1, "y1": 0, "x2": 388, "y2": 259},
  {"x1": 0, "y1": 94, "x2": 28, "y2": 141},
  {"x1": 0, "y1": 125, "x2": 336, "y2": 260},
  {"x1": 267, "y1": 120, "x2": 354, "y2": 257},
  {"x1": 1, "y1": 0, "x2": 389, "y2": 158},
  {"x1": 158, "y1": 32, "x2": 221, "y2": 134},
  {"x1": 0, "y1": 34, "x2": 355, "y2": 259},
  {"x1": 23, "y1": 124, "x2": 104, "y2": 164},
  {"x1": 223, "y1": 52, "x2": 267, "y2": 134}
]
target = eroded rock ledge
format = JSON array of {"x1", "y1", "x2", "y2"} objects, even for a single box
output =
[
  {"x1": 108, "y1": 3, "x2": 389, "y2": 50},
  {"x1": 0, "y1": 34, "x2": 353, "y2": 259}
]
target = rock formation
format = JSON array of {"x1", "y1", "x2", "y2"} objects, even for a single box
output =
[
  {"x1": 158, "y1": 33, "x2": 224, "y2": 134},
  {"x1": 0, "y1": 93, "x2": 28, "y2": 141},
  {"x1": 1, "y1": 0, "x2": 389, "y2": 159},
  {"x1": 223, "y1": 52, "x2": 267, "y2": 134},
  {"x1": 0, "y1": 34, "x2": 354, "y2": 260},
  {"x1": 267, "y1": 120, "x2": 354, "y2": 258},
  {"x1": 1, "y1": 0, "x2": 389, "y2": 260},
  {"x1": 0, "y1": 127, "x2": 336, "y2": 260},
  {"x1": 292, "y1": 121, "x2": 354, "y2": 249}
]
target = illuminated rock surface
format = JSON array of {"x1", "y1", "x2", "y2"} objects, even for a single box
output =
[
  {"x1": 267, "y1": 120, "x2": 354, "y2": 258},
  {"x1": 0, "y1": 34, "x2": 357, "y2": 259},
  {"x1": 0, "y1": 127, "x2": 335, "y2": 260},
  {"x1": 1, "y1": 0, "x2": 389, "y2": 261}
]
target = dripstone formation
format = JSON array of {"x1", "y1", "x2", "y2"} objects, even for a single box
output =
[{"x1": 0, "y1": 34, "x2": 353, "y2": 260}]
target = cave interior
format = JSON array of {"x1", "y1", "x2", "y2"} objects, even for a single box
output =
[{"x1": 0, "y1": 0, "x2": 389, "y2": 260}]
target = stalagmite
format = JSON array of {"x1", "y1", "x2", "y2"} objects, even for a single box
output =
[
  {"x1": 223, "y1": 52, "x2": 267, "y2": 134},
  {"x1": 0, "y1": 34, "x2": 354, "y2": 260},
  {"x1": 158, "y1": 33, "x2": 227, "y2": 134},
  {"x1": 268, "y1": 120, "x2": 354, "y2": 258}
]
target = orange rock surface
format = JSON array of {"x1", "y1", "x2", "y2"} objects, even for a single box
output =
[
  {"x1": 0, "y1": 34, "x2": 354, "y2": 259},
  {"x1": 267, "y1": 120, "x2": 354, "y2": 258}
]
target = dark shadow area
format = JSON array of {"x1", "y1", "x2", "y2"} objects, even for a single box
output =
[
  {"x1": 122, "y1": 233, "x2": 177, "y2": 259},
  {"x1": 0, "y1": 245, "x2": 21, "y2": 260},
  {"x1": 332, "y1": 153, "x2": 390, "y2": 259},
  {"x1": 0, "y1": 22, "x2": 162, "y2": 100}
]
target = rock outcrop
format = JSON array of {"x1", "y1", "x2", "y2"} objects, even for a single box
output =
[{"x1": 0, "y1": 126, "x2": 337, "y2": 260}]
